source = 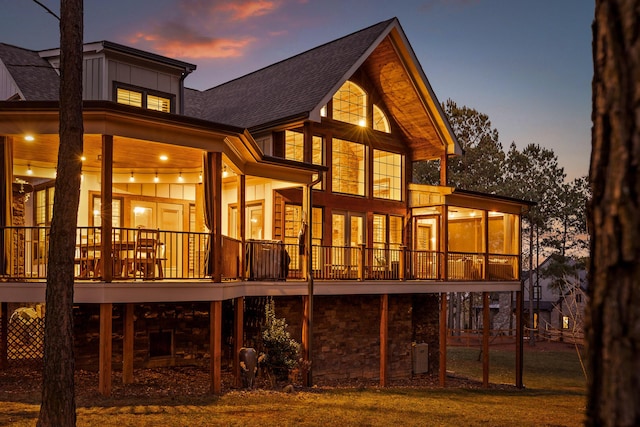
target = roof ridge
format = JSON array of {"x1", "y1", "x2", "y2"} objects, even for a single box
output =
[{"x1": 196, "y1": 17, "x2": 397, "y2": 93}]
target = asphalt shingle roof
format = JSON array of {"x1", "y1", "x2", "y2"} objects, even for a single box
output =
[
  {"x1": 0, "y1": 43, "x2": 59, "y2": 101},
  {"x1": 185, "y1": 18, "x2": 396, "y2": 130}
]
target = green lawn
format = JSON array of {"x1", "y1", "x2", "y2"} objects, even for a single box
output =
[{"x1": 0, "y1": 345, "x2": 587, "y2": 427}]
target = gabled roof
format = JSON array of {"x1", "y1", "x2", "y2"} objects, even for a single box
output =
[
  {"x1": 0, "y1": 43, "x2": 59, "y2": 100},
  {"x1": 185, "y1": 17, "x2": 460, "y2": 159},
  {"x1": 186, "y1": 19, "x2": 395, "y2": 130}
]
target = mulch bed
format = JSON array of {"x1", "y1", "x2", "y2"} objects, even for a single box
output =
[
  {"x1": 0, "y1": 365, "x2": 515, "y2": 407},
  {"x1": 2, "y1": 341, "x2": 576, "y2": 405}
]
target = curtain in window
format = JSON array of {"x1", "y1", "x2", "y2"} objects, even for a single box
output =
[
  {"x1": 0, "y1": 137, "x2": 13, "y2": 275},
  {"x1": 203, "y1": 152, "x2": 214, "y2": 276}
]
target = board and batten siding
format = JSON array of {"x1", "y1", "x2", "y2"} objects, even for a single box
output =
[
  {"x1": 107, "y1": 58, "x2": 181, "y2": 106},
  {"x1": 83, "y1": 56, "x2": 104, "y2": 100}
]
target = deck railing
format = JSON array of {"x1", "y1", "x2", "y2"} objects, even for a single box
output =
[{"x1": 0, "y1": 226, "x2": 518, "y2": 282}]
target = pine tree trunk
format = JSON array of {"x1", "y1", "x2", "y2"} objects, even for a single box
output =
[
  {"x1": 37, "y1": 0, "x2": 83, "y2": 425},
  {"x1": 587, "y1": 1, "x2": 640, "y2": 425}
]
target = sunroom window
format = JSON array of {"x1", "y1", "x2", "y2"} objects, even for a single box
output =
[
  {"x1": 332, "y1": 81, "x2": 367, "y2": 127},
  {"x1": 332, "y1": 138, "x2": 365, "y2": 196},
  {"x1": 488, "y1": 212, "x2": 519, "y2": 255},
  {"x1": 373, "y1": 150, "x2": 402, "y2": 201}
]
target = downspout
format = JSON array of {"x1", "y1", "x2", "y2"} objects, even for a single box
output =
[
  {"x1": 178, "y1": 68, "x2": 193, "y2": 115},
  {"x1": 305, "y1": 172, "x2": 323, "y2": 386}
]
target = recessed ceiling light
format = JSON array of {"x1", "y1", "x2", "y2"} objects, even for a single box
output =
[
  {"x1": 24, "y1": 135, "x2": 34, "y2": 142},
  {"x1": 159, "y1": 155, "x2": 168, "y2": 161}
]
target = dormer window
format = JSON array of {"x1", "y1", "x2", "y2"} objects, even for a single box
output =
[{"x1": 115, "y1": 84, "x2": 173, "y2": 113}]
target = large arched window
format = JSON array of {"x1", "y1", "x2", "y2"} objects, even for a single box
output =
[{"x1": 332, "y1": 81, "x2": 367, "y2": 126}]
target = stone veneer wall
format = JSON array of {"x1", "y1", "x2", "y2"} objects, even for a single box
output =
[
  {"x1": 74, "y1": 302, "x2": 219, "y2": 371},
  {"x1": 272, "y1": 294, "x2": 440, "y2": 381},
  {"x1": 71, "y1": 294, "x2": 441, "y2": 382}
]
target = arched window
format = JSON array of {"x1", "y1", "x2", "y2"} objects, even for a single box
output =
[
  {"x1": 373, "y1": 104, "x2": 390, "y2": 133},
  {"x1": 332, "y1": 81, "x2": 367, "y2": 126}
]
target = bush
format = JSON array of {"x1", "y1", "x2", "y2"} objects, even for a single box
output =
[{"x1": 260, "y1": 297, "x2": 300, "y2": 381}]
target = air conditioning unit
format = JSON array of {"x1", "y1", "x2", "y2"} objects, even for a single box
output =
[{"x1": 412, "y1": 342, "x2": 429, "y2": 374}]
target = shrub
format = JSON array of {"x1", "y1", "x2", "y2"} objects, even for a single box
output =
[{"x1": 260, "y1": 297, "x2": 300, "y2": 381}]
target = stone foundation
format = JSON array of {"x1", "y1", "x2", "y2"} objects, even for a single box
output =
[{"x1": 69, "y1": 294, "x2": 441, "y2": 382}]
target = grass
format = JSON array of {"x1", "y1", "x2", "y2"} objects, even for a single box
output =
[{"x1": 1, "y1": 345, "x2": 587, "y2": 427}]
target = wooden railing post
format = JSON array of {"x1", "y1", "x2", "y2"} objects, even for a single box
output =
[
  {"x1": 358, "y1": 244, "x2": 365, "y2": 281},
  {"x1": 399, "y1": 246, "x2": 406, "y2": 281}
]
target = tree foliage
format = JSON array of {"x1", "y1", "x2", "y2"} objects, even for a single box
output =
[{"x1": 413, "y1": 99, "x2": 505, "y2": 193}]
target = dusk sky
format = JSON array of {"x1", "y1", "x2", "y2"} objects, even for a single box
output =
[{"x1": 1, "y1": 0, "x2": 594, "y2": 180}]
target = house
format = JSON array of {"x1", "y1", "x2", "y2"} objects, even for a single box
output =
[
  {"x1": 0, "y1": 18, "x2": 532, "y2": 394},
  {"x1": 522, "y1": 256, "x2": 587, "y2": 342}
]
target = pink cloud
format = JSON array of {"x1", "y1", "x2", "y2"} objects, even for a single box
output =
[
  {"x1": 129, "y1": 20, "x2": 256, "y2": 59},
  {"x1": 125, "y1": 0, "x2": 300, "y2": 59},
  {"x1": 214, "y1": 0, "x2": 281, "y2": 21}
]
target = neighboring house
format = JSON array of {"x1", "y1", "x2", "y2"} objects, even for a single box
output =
[
  {"x1": 0, "y1": 18, "x2": 532, "y2": 394},
  {"x1": 522, "y1": 256, "x2": 587, "y2": 341}
]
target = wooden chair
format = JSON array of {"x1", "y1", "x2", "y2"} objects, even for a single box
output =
[
  {"x1": 133, "y1": 228, "x2": 159, "y2": 280},
  {"x1": 75, "y1": 240, "x2": 100, "y2": 279}
]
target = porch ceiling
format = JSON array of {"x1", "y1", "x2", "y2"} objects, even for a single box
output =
[{"x1": 13, "y1": 134, "x2": 205, "y2": 173}]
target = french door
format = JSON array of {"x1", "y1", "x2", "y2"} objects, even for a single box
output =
[{"x1": 331, "y1": 211, "x2": 364, "y2": 278}]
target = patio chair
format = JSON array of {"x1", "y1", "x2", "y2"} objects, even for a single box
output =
[{"x1": 133, "y1": 228, "x2": 159, "y2": 280}]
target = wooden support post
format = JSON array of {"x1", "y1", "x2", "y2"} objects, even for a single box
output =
[
  {"x1": 439, "y1": 293, "x2": 447, "y2": 386},
  {"x1": 516, "y1": 290, "x2": 524, "y2": 388},
  {"x1": 213, "y1": 154, "x2": 223, "y2": 282},
  {"x1": 0, "y1": 302, "x2": 7, "y2": 369},
  {"x1": 440, "y1": 152, "x2": 448, "y2": 186},
  {"x1": 122, "y1": 303, "x2": 134, "y2": 384},
  {"x1": 380, "y1": 294, "x2": 389, "y2": 387},
  {"x1": 210, "y1": 300, "x2": 222, "y2": 394},
  {"x1": 233, "y1": 297, "x2": 244, "y2": 388},
  {"x1": 399, "y1": 246, "x2": 406, "y2": 280},
  {"x1": 100, "y1": 135, "x2": 113, "y2": 282},
  {"x1": 482, "y1": 292, "x2": 490, "y2": 388},
  {"x1": 237, "y1": 175, "x2": 246, "y2": 280},
  {"x1": 99, "y1": 303, "x2": 112, "y2": 396}
]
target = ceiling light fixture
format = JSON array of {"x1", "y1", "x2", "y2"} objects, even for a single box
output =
[
  {"x1": 129, "y1": 172, "x2": 135, "y2": 182},
  {"x1": 154, "y1": 172, "x2": 159, "y2": 183},
  {"x1": 27, "y1": 164, "x2": 33, "y2": 175}
]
